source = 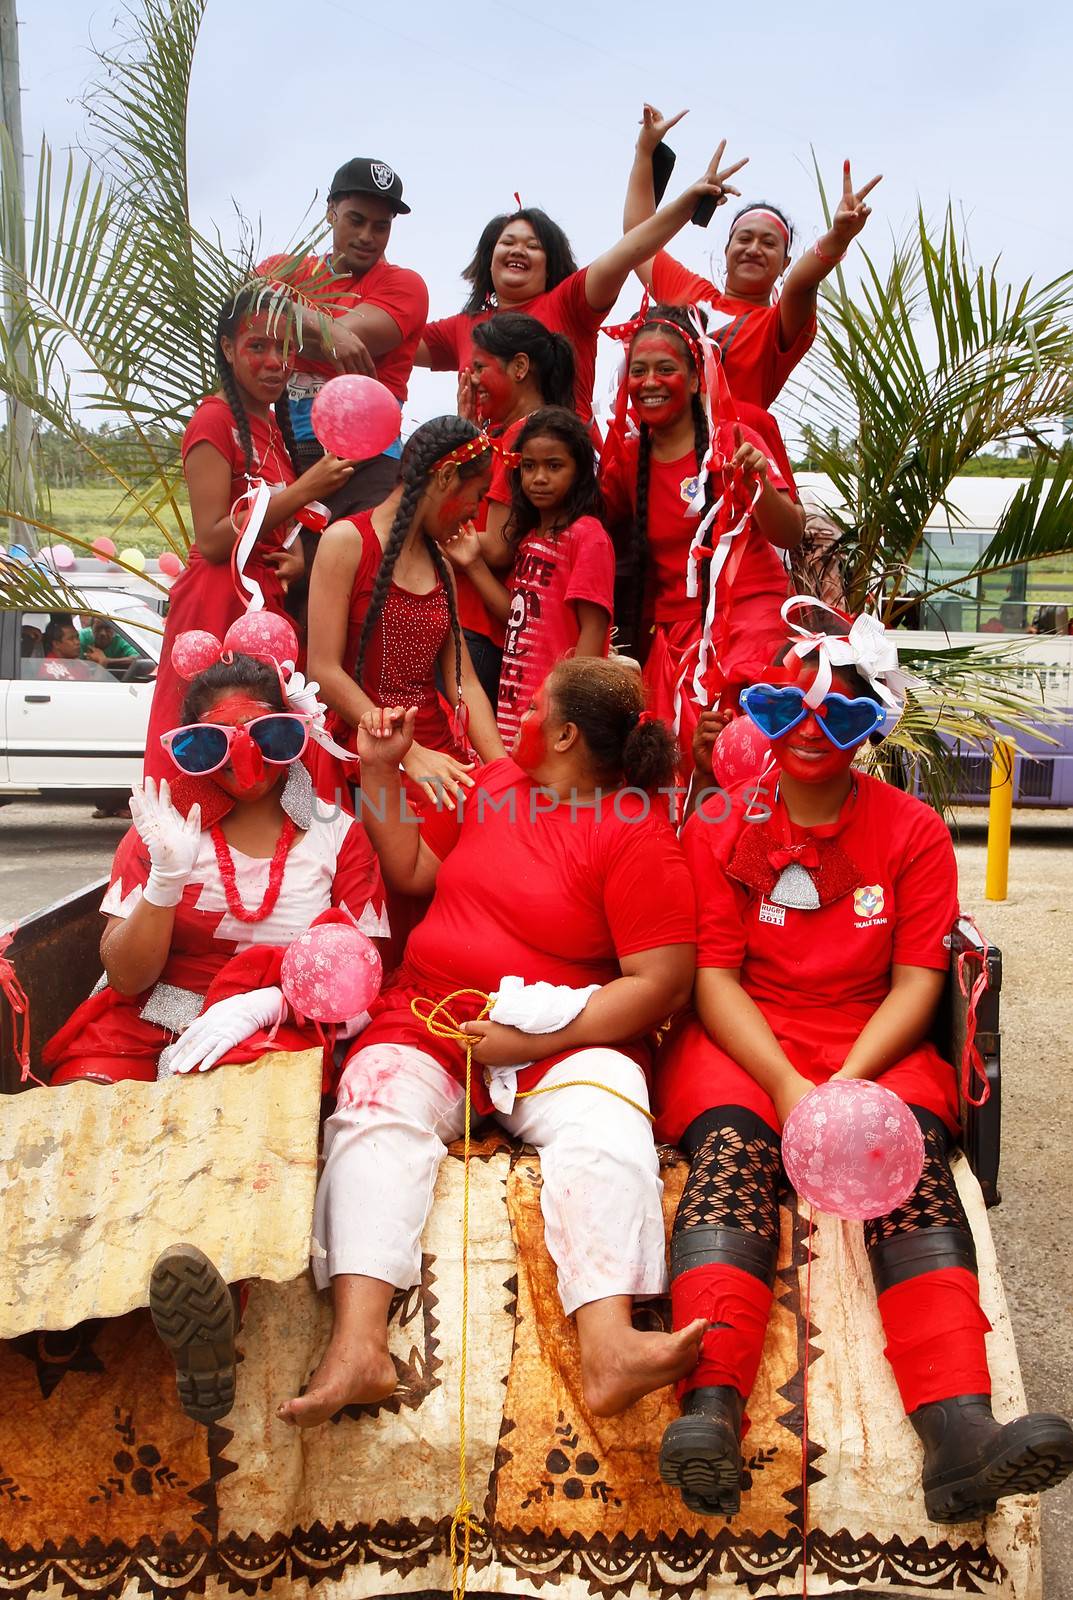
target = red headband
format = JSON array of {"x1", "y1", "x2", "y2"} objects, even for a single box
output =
[
  {"x1": 729, "y1": 206, "x2": 790, "y2": 245},
  {"x1": 603, "y1": 294, "x2": 705, "y2": 379},
  {"x1": 433, "y1": 431, "x2": 520, "y2": 472}
]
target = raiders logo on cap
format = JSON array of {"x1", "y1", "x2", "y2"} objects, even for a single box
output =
[
  {"x1": 328, "y1": 157, "x2": 411, "y2": 215},
  {"x1": 370, "y1": 162, "x2": 395, "y2": 191}
]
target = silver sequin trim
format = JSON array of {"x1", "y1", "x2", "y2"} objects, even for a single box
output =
[
  {"x1": 281, "y1": 762, "x2": 315, "y2": 830},
  {"x1": 139, "y1": 982, "x2": 204, "y2": 1034},
  {"x1": 770, "y1": 863, "x2": 821, "y2": 910}
]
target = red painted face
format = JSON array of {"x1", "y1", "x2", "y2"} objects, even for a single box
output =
[
  {"x1": 428, "y1": 462, "x2": 494, "y2": 542},
  {"x1": 225, "y1": 314, "x2": 293, "y2": 406},
  {"x1": 470, "y1": 351, "x2": 515, "y2": 424},
  {"x1": 627, "y1": 331, "x2": 696, "y2": 430},
  {"x1": 200, "y1": 692, "x2": 278, "y2": 800},
  {"x1": 770, "y1": 659, "x2": 860, "y2": 785},
  {"x1": 512, "y1": 683, "x2": 552, "y2": 773}
]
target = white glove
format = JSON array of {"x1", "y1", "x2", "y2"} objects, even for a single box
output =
[
  {"x1": 129, "y1": 776, "x2": 202, "y2": 908},
  {"x1": 159, "y1": 986, "x2": 288, "y2": 1077},
  {"x1": 284, "y1": 669, "x2": 326, "y2": 724},
  {"x1": 489, "y1": 976, "x2": 600, "y2": 1034}
]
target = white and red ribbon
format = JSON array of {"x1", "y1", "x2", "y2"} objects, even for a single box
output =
[{"x1": 782, "y1": 595, "x2": 906, "y2": 712}]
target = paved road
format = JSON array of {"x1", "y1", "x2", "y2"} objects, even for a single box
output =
[{"x1": 2, "y1": 798, "x2": 1071, "y2": 1590}]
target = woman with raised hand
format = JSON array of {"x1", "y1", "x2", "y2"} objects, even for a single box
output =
[
  {"x1": 415, "y1": 142, "x2": 747, "y2": 424},
  {"x1": 278, "y1": 657, "x2": 701, "y2": 1429},
  {"x1": 623, "y1": 106, "x2": 879, "y2": 421},
  {"x1": 43, "y1": 648, "x2": 387, "y2": 1425}
]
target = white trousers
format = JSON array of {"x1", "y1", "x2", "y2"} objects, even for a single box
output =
[{"x1": 312, "y1": 1043, "x2": 667, "y2": 1317}]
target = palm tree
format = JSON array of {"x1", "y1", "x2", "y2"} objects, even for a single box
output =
[
  {"x1": 787, "y1": 192, "x2": 1073, "y2": 804},
  {"x1": 0, "y1": 0, "x2": 324, "y2": 591}
]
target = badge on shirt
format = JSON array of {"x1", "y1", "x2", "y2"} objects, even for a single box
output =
[
  {"x1": 853, "y1": 884, "x2": 885, "y2": 919},
  {"x1": 758, "y1": 898, "x2": 786, "y2": 927},
  {"x1": 680, "y1": 473, "x2": 701, "y2": 511}
]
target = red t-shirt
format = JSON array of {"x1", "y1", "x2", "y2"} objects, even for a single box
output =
[
  {"x1": 685, "y1": 772, "x2": 957, "y2": 1019},
  {"x1": 650, "y1": 250, "x2": 816, "y2": 409},
  {"x1": 600, "y1": 421, "x2": 789, "y2": 625},
  {"x1": 422, "y1": 268, "x2": 606, "y2": 422},
  {"x1": 358, "y1": 758, "x2": 697, "y2": 1108},
  {"x1": 181, "y1": 393, "x2": 295, "y2": 505},
  {"x1": 497, "y1": 515, "x2": 615, "y2": 747},
  {"x1": 258, "y1": 252, "x2": 429, "y2": 404}
]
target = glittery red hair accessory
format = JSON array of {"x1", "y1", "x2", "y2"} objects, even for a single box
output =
[{"x1": 433, "y1": 431, "x2": 519, "y2": 472}]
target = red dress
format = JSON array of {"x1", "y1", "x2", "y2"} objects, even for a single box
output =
[
  {"x1": 599, "y1": 419, "x2": 792, "y2": 759},
  {"x1": 356, "y1": 758, "x2": 697, "y2": 1117},
  {"x1": 145, "y1": 397, "x2": 296, "y2": 780},
  {"x1": 43, "y1": 808, "x2": 386, "y2": 1086},
  {"x1": 654, "y1": 772, "x2": 961, "y2": 1145}
]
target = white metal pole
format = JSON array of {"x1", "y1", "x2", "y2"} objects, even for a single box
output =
[{"x1": 0, "y1": 0, "x2": 37, "y2": 553}]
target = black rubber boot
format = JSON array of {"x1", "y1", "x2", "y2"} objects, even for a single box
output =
[
  {"x1": 909, "y1": 1393, "x2": 1073, "y2": 1522},
  {"x1": 659, "y1": 1223, "x2": 777, "y2": 1520},
  {"x1": 659, "y1": 1384, "x2": 745, "y2": 1516},
  {"x1": 149, "y1": 1243, "x2": 237, "y2": 1426}
]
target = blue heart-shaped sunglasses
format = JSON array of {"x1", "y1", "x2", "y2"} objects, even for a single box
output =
[{"x1": 740, "y1": 683, "x2": 886, "y2": 751}]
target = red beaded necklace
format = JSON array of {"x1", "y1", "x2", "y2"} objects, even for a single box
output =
[{"x1": 210, "y1": 816, "x2": 298, "y2": 924}]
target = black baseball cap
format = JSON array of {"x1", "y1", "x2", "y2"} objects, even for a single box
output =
[{"x1": 328, "y1": 158, "x2": 410, "y2": 215}]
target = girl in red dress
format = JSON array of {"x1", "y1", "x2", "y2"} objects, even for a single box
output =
[
  {"x1": 600, "y1": 305, "x2": 803, "y2": 775},
  {"x1": 307, "y1": 416, "x2": 508, "y2": 812},
  {"x1": 622, "y1": 106, "x2": 880, "y2": 445},
  {"x1": 653, "y1": 614, "x2": 1073, "y2": 1524},
  {"x1": 447, "y1": 407, "x2": 615, "y2": 749},
  {"x1": 447, "y1": 313, "x2": 576, "y2": 703},
  {"x1": 415, "y1": 142, "x2": 747, "y2": 424},
  {"x1": 278, "y1": 657, "x2": 702, "y2": 1428},
  {"x1": 144, "y1": 288, "x2": 355, "y2": 779}
]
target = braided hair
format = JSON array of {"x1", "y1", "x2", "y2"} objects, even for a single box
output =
[
  {"x1": 214, "y1": 286, "x2": 299, "y2": 479},
  {"x1": 355, "y1": 415, "x2": 488, "y2": 720},
  {"x1": 623, "y1": 305, "x2": 715, "y2": 655}
]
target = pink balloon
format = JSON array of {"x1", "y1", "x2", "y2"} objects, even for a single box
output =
[
  {"x1": 158, "y1": 551, "x2": 184, "y2": 578},
  {"x1": 282, "y1": 923, "x2": 383, "y2": 1024},
  {"x1": 782, "y1": 1080, "x2": 925, "y2": 1221},
  {"x1": 711, "y1": 713, "x2": 772, "y2": 790},
  {"x1": 47, "y1": 544, "x2": 76, "y2": 571},
  {"x1": 171, "y1": 629, "x2": 223, "y2": 680},
  {"x1": 91, "y1": 536, "x2": 117, "y2": 562},
  {"x1": 311, "y1": 374, "x2": 402, "y2": 460},
  {"x1": 223, "y1": 610, "x2": 298, "y2": 667}
]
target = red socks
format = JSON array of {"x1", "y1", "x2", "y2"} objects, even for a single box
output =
[
  {"x1": 672, "y1": 1262, "x2": 773, "y2": 1415},
  {"x1": 878, "y1": 1267, "x2": 992, "y2": 1411}
]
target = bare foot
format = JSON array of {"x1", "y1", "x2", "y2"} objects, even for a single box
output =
[
  {"x1": 276, "y1": 1336, "x2": 396, "y2": 1428},
  {"x1": 580, "y1": 1318, "x2": 707, "y2": 1417}
]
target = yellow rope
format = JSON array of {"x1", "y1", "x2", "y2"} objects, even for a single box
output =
[{"x1": 409, "y1": 987, "x2": 655, "y2": 1598}]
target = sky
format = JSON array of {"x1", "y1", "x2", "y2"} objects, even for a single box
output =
[{"x1": 14, "y1": 0, "x2": 1073, "y2": 447}]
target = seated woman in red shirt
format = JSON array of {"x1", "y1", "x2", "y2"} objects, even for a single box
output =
[
  {"x1": 278, "y1": 657, "x2": 702, "y2": 1428},
  {"x1": 415, "y1": 142, "x2": 746, "y2": 423},
  {"x1": 145, "y1": 287, "x2": 354, "y2": 779},
  {"x1": 600, "y1": 304, "x2": 803, "y2": 773},
  {"x1": 622, "y1": 106, "x2": 879, "y2": 465},
  {"x1": 653, "y1": 612, "x2": 1073, "y2": 1524},
  {"x1": 308, "y1": 416, "x2": 507, "y2": 811},
  {"x1": 447, "y1": 313, "x2": 577, "y2": 703}
]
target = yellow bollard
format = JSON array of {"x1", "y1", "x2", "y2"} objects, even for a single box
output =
[{"x1": 985, "y1": 738, "x2": 1015, "y2": 901}]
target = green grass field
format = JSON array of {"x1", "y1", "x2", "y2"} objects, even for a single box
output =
[{"x1": 35, "y1": 484, "x2": 189, "y2": 559}]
